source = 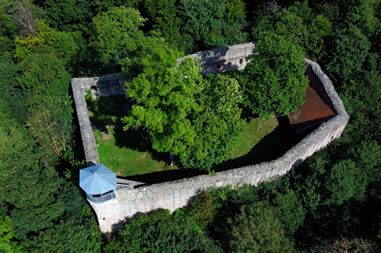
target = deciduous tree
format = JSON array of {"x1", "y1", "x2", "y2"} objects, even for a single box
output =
[
  {"x1": 105, "y1": 209, "x2": 221, "y2": 253},
  {"x1": 243, "y1": 32, "x2": 308, "y2": 117},
  {"x1": 228, "y1": 201, "x2": 294, "y2": 253},
  {"x1": 90, "y1": 7, "x2": 146, "y2": 67},
  {"x1": 178, "y1": 0, "x2": 247, "y2": 53},
  {"x1": 35, "y1": 0, "x2": 94, "y2": 32},
  {"x1": 17, "y1": 53, "x2": 72, "y2": 165},
  {"x1": 180, "y1": 74, "x2": 244, "y2": 170},
  {"x1": 124, "y1": 54, "x2": 244, "y2": 171},
  {"x1": 326, "y1": 24, "x2": 371, "y2": 81},
  {"x1": 252, "y1": 1, "x2": 333, "y2": 60},
  {"x1": 0, "y1": 216, "x2": 23, "y2": 252}
]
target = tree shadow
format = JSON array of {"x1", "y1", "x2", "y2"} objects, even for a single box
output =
[
  {"x1": 87, "y1": 95, "x2": 314, "y2": 180},
  {"x1": 87, "y1": 95, "x2": 177, "y2": 167},
  {"x1": 213, "y1": 116, "x2": 298, "y2": 172},
  {"x1": 122, "y1": 168, "x2": 207, "y2": 186}
]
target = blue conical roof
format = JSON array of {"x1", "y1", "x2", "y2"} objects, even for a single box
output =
[{"x1": 79, "y1": 164, "x2": 116, "y2": 195}]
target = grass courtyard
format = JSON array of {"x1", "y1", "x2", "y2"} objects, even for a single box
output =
[{"x1": 87, "y1": 95, "x2": 287, "y2": 177}]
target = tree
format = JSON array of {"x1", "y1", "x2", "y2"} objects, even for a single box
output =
[
  {"x1": 178, "y1": 0, "x2": 247, "y2": 53},
  {"x1": 310, "y1": 237, "x2": 377, "y2": 252},
  {"x1": 0, "y1": 216, "x2": 23, "y2": 253},
  {"x1": 223, "y1": 0, "x2": 248, "y2": 44},
  {"x1": 27, "y1": 183, "x2": 101, "y2": 252},
  {"x1": 324, "y1": 160, "x2": 365, "y2": 206},
  {"x1": 271, "y1": 190, "x2": 305, "y2": 236},
  {"x1": 346, "y1": 0, "x2": 380, "y2": 37},
  {"x1": 178, "y1": 0, "x2": 225, "y2": 52},
  {"x1": 124, "y1": 54, "x2": 244, "y2": 171},
  {"x1": 0, "y1": 0, "x2": 19, "y2": 38},
  {"x1": 90, "y1": 7, "x2": 146, "y2": 67},
  {"x1": 252, "y1": 1, "x2": 333, "y2": 60},
  {"x1": 16, "y1": 53, "x2": 72, "y2": 166},
  {"x1": 14, "y1": 0, "x2": 42, "y2": 38},
  {"x1": 188, "y1": 190, "x2": 216, "y2": 230},
  {"x1": 228, "y1": 201, "x2": 294, "y2": 253},
  {"x1": 0, "y1": 99, "x2": 101, "y2": 251},
  {"x1": 26, "y1": 96, "x2": 73, "y2": 163},
  {"x1": 326, "y1": 24, "x2": 371, "y2": 82},
  {"x1": 180, "y1": 74, "x2": 244, "y2": 170},
  {"x1": 143, "y1": 0, "x2": 183, "y2": 51},
  {"x1": 35, "y1": 0, "x2": 94, "y2": 32},
  {"x1": 123, "y1": 55, "x2": 201, "y2": 161},
  {"x1": 293, "y1": 155, "x2": 366, "y2": 212},
  {"x1": 104, "y1": 209, "x2": 221, "y2": 253},
  {"x1": 14, "y1": 20, "x2": 80, "y2": 69},
  {"x1": 242, "y1": 32, "x2": 308, "y2": 117},
  {"x1": 121, "y1": 34, "x2": 181, "y2": 78},
  {"x1": 340, "y1": 55, "x2": 381, "y2": 144},
  {"x1": 0, "y1": 105, "x2": 65, "y2": 239}
]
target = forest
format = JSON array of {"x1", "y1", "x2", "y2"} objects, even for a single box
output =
[{"x1": 0, "y1": 0, "x2": 380, "y2": 252}]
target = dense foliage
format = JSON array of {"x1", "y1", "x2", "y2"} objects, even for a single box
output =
[
  {"x1": 123, "y1": 54, "x2": 244, "y2": 171},
  {"x1": 242, "y1": 31, "x2": 308, "y2": 117},
  {"x1": 0, "y1": 0, "x2": 380, "y2": 252}
]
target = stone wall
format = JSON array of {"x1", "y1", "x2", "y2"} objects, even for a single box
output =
[
  {"x1": 71, "y1": 73, "x2": 126, "y2": 165},
  {"x1": 71, "y1": 44, "x2": 349, "y2": 233},
  {"x1": 86, "y1": 59, "x2": 349, "y2": 233},
  {"x1": 177, "y1": 43, "x2": 254, "y2": 74}
]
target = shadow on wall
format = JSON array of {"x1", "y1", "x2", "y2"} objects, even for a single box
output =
[
  {"x1": 95, "y1": 73, "x2": 126, "y2": 96},
  {"x1": 179, "y1": 46, "x2": 245, "y2": 74},
  {"x1": 124, "y1": 168, "x2": 207, "y2": 186}
]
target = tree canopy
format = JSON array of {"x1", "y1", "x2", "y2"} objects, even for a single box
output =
[
  {"x1": 0, "y1": 0, "x2": 380, "y2": 251},
  {"x1": 242, "y1": 31, "x2": 308, "y2": 117},
  {"x1": 123, "y1": 53, "x2": 244, "y2": 171}
]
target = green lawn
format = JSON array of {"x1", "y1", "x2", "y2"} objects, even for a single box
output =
[
  {"x1": 87, "y1": 94, "x2": 180, "y2": 177},
  {"x1": 215, "y1": 115, "x2": 287, "y2": 171},
  {"x1": 95, "y1": 132, "x2": 179, "y2": 177},
  {"x1": 231, "y1": 115, "x2": 279, "y2": 159},
  {"x1": 88, "y1": 95, "x2": 286, "y2": 177}
]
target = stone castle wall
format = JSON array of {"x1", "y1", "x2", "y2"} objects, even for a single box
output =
[
  {"x1": 177, "y1": 42, "x2": 254, "y2": 74},
  {"x1": 72, "y1": 73, "x2": 125, "y2": 165},
  {"x1": 71, "y1": 45, "x2": 349, "y2": 233}
]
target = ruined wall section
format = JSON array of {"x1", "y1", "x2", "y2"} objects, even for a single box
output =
[
  {"x1": 177, "y1": 43, "x2": 254, "y2": 74},
  {"x1": 89, "y1": 59, "x2": 349, "y2": 233},
  {"x1": 71, "y1": 73, "x2": 126, "y2": 165},
  {"x1": 72, "y1": 78, "x2": 100, "y2": 165}
]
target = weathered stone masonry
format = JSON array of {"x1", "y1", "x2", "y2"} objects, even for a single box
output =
[
  {"x1": 72, "y1": 73, "x2": 126, "y2": 165},
  {"x1": 72, "y1": 44, "x2": 349, "y2": 233}
]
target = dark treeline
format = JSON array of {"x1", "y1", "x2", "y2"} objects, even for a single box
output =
[{"x1": 0, "y1": 0, "x2": 380, "y2": 252}]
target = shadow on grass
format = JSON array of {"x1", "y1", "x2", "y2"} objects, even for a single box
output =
[
  {"x1": 87, "y1": 95, "x2": 308, "y2": 182},
  {"x1": 87, "y1": 95, "x2": 182, "y2": 171},
  {"x1": 122, "y1": 168, "x2": 208, "y2": 186},
  {"x1": 213, "y1": 116, "x2": 298, "y2": 172}
]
